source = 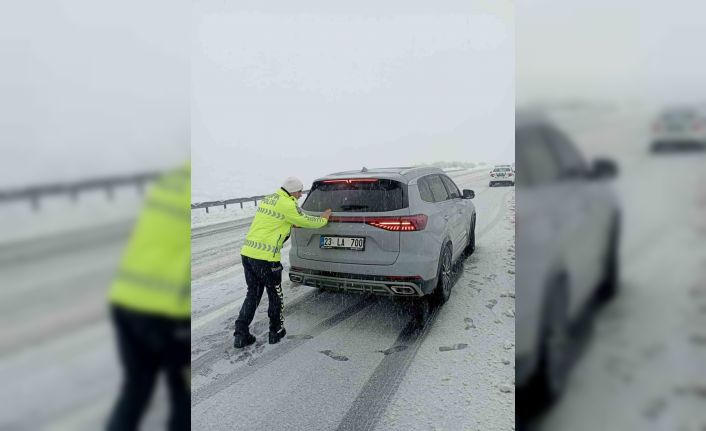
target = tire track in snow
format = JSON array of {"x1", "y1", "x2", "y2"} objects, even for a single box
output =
[
  {"x1": 0, "y1": 220, "x2": 132, "y2": 267},
  {"x1": 191, "y1": 289, "x2": 322, "y2": 369},
  {"x1": 192, "y1": 218, "x2": 253, "y2": 239},
  {"x1": 191, "y1": 242, "x2": 246, "y2": 280},
  {"x1": 335, "y1": 307, "x2": 441, "y2": 431},
  {"x1": 335, "y1": 190, "x2": 512, "y2": 431},
  {"x1": 192, "y1": 296, "x2": 376, "y2": 406}
]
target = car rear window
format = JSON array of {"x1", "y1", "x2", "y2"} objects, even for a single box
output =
[
  {"x1": 493, "y1": 167, "x2": 512, "y2": 172},
  {"x1": 302, "y1": 178, "x2": 407, "y2": 212}
]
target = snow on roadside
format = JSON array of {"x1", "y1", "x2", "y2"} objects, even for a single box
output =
[{"x1": 191, "y1": 205, "x2": 258, "y2": 230}]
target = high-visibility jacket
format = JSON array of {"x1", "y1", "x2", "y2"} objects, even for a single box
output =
[
  {"x1": 241, "y1": 188, "x2": 327, "y2": 262},
  {"x1": 109, "y1": 164, "x2": 191, "y2": 319}
]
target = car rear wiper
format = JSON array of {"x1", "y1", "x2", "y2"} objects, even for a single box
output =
[{"x1": 340, "y1": 204, "x2": 369, "y2": 211}]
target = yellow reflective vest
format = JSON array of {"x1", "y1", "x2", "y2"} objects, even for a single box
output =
[
  {"x1": 109, "y1": 164, "x2": 191, "y2": 318},
  {"x1": 241, "y1": 188, "x2": 327, "y2": 262}
]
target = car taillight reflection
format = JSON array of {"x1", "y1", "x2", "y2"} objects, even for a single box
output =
[{"x1": 329, "y1": 214, "x2": 428, "y2": 231}]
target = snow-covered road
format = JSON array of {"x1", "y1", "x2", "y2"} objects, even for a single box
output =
[
  {"x1": 0, "y1": 205, "x2": 170, "y2": 430},
  {"x1": 191, "y1": 169, "x2": 516, "y2": 430}
]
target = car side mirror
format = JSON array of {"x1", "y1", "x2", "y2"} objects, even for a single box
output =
[
  {"x1": 590, "y1": 158, "x2": 618, "y2": 179},
  {"x1": 462, "y1": 189, "x2": 475, "y2": 199}
]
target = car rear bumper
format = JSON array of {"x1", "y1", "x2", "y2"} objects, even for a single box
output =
[{"x1": 288, "y1": 267, "x2": 437, "y2": 297}]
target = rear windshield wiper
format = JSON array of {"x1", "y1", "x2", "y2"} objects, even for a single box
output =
[{"x1": 340, "y1": 204, "x2": 369, "y2": 211}]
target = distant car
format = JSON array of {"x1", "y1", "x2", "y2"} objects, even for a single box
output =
[
  {"x1": 289, "y1": 167, "x2": 476, "y2": 308},
  {"x1": 515, "y1": 111, "x2": 621, "y2": 407},
  {"x1": 651, "y1": 107, "x2": 706, "y2": 152},
  {"x1": 489, "y1": 166, "x2": 515, "y2": 187}
]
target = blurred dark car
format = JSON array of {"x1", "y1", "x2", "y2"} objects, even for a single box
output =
[
  {"x1": 515, "y1": 111, "x2": 621, "y2": 407},
  {"x1": 651, "y1": 107, "x2": 706, "y2": 152}
]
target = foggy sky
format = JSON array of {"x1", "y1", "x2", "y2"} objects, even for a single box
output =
[
  {"x1": 0, "y1": 1, "x2": 190, "y2": 188},
  {"x1": 517, "y1": 0, "x2": 706, "y2": 105},
  {"x1": 192, "y1": 0, "x2": 514, "y2": 201}
]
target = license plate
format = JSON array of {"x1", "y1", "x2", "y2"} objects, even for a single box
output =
[
  {"x1": 320, "y1": 236, "x2": 365, "y2": 250},
  {"x1": 497, "y1": 173, "x2": 505, "y2": 177}
]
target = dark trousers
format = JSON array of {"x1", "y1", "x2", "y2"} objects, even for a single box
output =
[
  {"x1": 107, "y1": 305, "x2": 190, "y2": 431},
  {"x1": 234, "y1": 255, "x2": 284, "y2": 336}
]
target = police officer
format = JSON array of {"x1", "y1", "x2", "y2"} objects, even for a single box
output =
[
  {"x1": 107, "y1": 164, "x2": 190, "y2": 431},
  {"x1": 234, "y1": 177, "x2": 331, "y2": 348}
]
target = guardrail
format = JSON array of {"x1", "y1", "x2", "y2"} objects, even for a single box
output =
[
  {"x1": 191, "y1": 190, "x2": 311, "y2": 213},
  {"x1": 0, "y1": 172, "x2": 161, "y2": 210}
]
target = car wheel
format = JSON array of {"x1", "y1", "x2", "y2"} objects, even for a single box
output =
[
  {"x1": 526, "y1": 279, "x2": 570, "y2": 408},
  {"x1": 431, "y1": 243, "x2": 453, "y2": 306},
  {"x1": 489, "y1": 182, "x2": 494, "y2": 187},
  {"x1": 596, "y1": 216, "x2": 620, "y2": 301},
  {"x1": 464, "y1": 217, "x2": 476, "y2": 256}
]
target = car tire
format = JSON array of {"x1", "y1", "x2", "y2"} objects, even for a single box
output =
[
  {"x1": 489, "y1": 182, "x2": 494, "y2": 187},
  {"x1": 431, "y1": 243, "x2": 453, "y2": 306},
  {"x1": 525, "y1": 277, "x2": 570, "y2": 409},
  {"x1": 596, "y1": 216, "x2": 620, "y2": 301},
  {"x1": 463, "y1": 217, "x2": 476, "y2": 256}
]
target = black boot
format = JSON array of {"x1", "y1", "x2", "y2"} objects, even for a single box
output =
[
  {"x1": 269, "y1": 328, "x2": 287, "y2": 344},
  {"x1": 233, "y1": 333, "x2": 256, "y2": 348}
]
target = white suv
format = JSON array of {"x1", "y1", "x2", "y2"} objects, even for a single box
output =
[
  {"x1": 516, "y1": 111, "x2": 621, "y2": 407},
  {"x1": 651, "y1": 106, "x2": 706, "y2": 152},
  {"x1": 289, "y1": 167, "x2": 476, "y2": 307}
]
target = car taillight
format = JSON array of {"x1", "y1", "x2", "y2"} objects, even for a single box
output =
[
  {"x1": 508, "y1": 172, "x2": 513, "y2": 176},
  {"x1": 653, "y1": 121, "x2": 662, "y2": 132},
  {"x1": 329, "y1": 214, "x2": 428, "y2": 231},
  {"x1": 490, "y1": 172, "x2": 496, "y2": 177},
  {"x1": 693, "y1": 121, "x2": 705, "y2": 131}
]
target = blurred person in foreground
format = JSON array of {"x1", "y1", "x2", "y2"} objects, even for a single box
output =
[
  {"x1": 233, "y1": 177, "x2": 332, "y2": 348},
  {"x1": 106, "y1": 163, "x2": 191, "y2": 431}
]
